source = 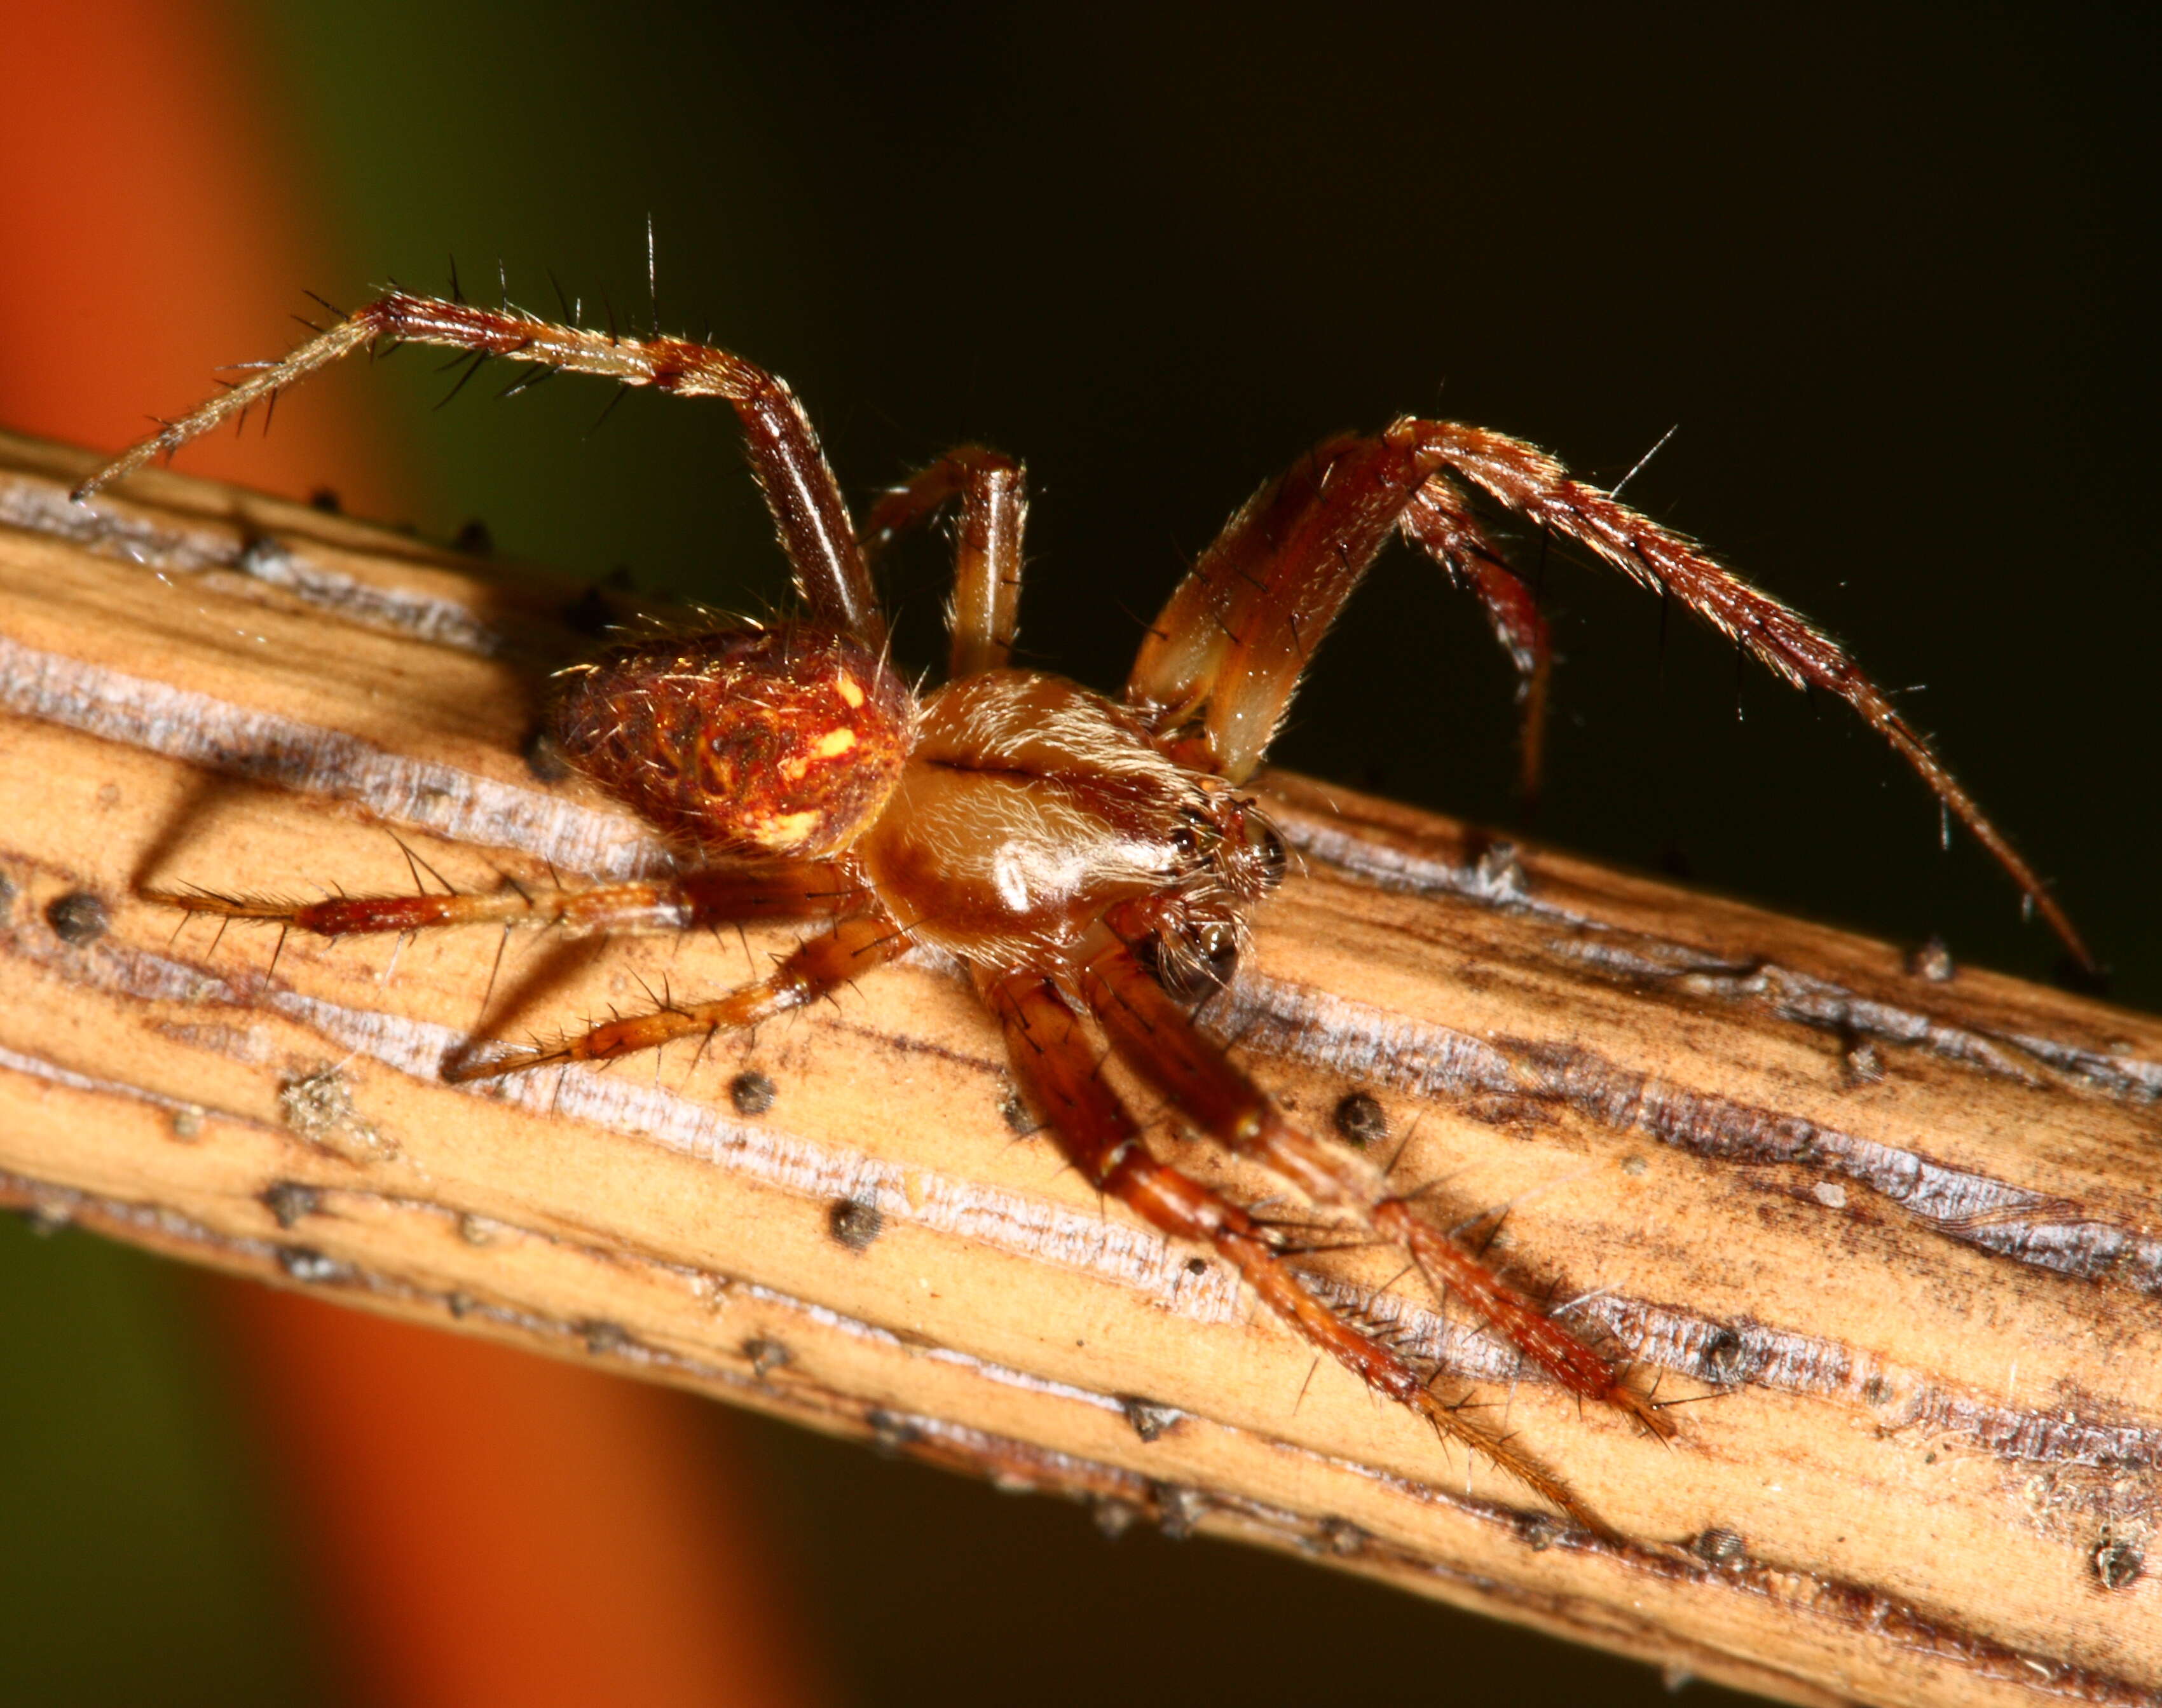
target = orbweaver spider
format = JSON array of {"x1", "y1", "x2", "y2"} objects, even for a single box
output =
[{"x1": 76, "y1": 289, "x2": 2090, "y2": 1534}]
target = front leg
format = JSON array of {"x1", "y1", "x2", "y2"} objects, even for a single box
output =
[
  {"x1": 978, "y1": 963, "x2": 1613, "y2": 1538},
  {"x1": 72, "y1": 291, "x2": 884, "y2": 642},
  {"x1": 1076, "y1": 920, "x2": 1670, "y2": 1441},
  {"x1": 1130, "y1": 420, "x2": 2089, "y2": 968}
]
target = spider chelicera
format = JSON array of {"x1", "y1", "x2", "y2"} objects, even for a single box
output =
[{"x1": 76, "y1": 289, "x2": 2090, "y2": 1534}]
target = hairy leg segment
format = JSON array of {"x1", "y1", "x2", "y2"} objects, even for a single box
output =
[
  {"x1": 445, "y1": 910, "x2": 910, "y2": 1081},
  {"x1": 148, "y1": 862, "x2": 859, "y2": 940},
  {"x1": 72, "y1": 290, "x2": 885, "y2": 643},
  {"x1": 1399, "y1": 475, "x2": 1552, "y2": 810}
]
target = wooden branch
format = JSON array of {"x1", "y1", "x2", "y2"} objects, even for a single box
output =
[{"x1": 0, "y1": 429, "x2": 2156, "y2": 1708}]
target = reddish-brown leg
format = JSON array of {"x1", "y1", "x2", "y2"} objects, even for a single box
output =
[
  {"x1": 1406, "y1": 418, "x2": 2089, "y2": 967},
  {"x1": 1400, "y1": 475, "x2": 1552, "y2": 812},
  {"x1": 74, "y1": 292, "x2": 883, "y2": 642},
  {"x1": 980, "y1": 964, "x2": 1609, "y2": 1533},
  {"x1": 149, "y1": 861, "x2": 859, "y2": 940},
  {"x1": 1128, "y1": 433, "x2": 1422, "y2": 775},
  {"x1": 859, "y1": 446, "x2": 1028, "y2": 678},
  {"x1": 1079, "y1": 915, "x2": 1672, "y2": 1442},
  {"x1": 445, "y1": 910, "x2": 910, "y2": 1082},
  {"x1": 1130, "y1": 419, "x2": 2089, "y2": 967}
]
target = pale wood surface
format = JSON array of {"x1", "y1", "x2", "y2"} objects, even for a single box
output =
[{"x1": 0, "y1": 430, "x2": 2156, "y2": 1708}]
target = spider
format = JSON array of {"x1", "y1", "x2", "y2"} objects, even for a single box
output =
[{"x1": 75, "y1": 289, "x2": 2091, "y2": 1536}]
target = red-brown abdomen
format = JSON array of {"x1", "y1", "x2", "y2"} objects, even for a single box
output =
[{"x1": 552, "y1": 625, "x2": 915, "y2": 859}]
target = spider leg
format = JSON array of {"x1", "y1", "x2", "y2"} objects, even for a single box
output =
[
  {"x1": 74, "y1": 292, "x2": 882, "y2": 642},
  {"x1": 1130, "y1": 419, "x2": 2089, "y2": 967},
  {"x1": 979, "y1": 964, "x2": 1611, "y2": 1536},
  {"x1": 1124, "y1": 435, "x2": 1545, "y2": 781},
  {"x1": 859, "y1": 446, "x2": 1028, "y2": 678},
  {"x1": 1406, "y1": 418, "x2": 2090, "y2": 967},
  {"x1": 148, "y1": 862, "x2": 858, "y2": 940},
  {"x1": 1127, "y1": 432, "x2": 1418, "y2": 778},
  {"x1": 444, "y1": 909, "x2": 908, "y2": 1082},
  {"x1": 1400, "y1": 475, "x2": 1552, "y2": 812},
  {"x1": 1079, "y1": 920, "x2": 1672, "y2": 1442}
]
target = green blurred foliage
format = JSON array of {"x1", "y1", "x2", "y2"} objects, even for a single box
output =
[{"x1": 0, "y1": 1220, "x2": 327, "y2": 1705}]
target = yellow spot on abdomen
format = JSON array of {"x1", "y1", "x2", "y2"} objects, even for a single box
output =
[
  {"x1": 814, "y1": 727, "x2": 858, "y2": 759},
  {"x1": 835, "y1": 674, "x2": 865, "y2": 709},
  {"x1": 751, "y1": 809, "x2": 823, "y2": 851}
]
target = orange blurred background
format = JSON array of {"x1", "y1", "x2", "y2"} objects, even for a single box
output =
[{"x1": 0, "y1": 8, "x2": 826, "y2": 1706}]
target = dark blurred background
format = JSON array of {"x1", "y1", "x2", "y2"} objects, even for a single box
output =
[{"x1": 2, "y1": 3, "x2": 2152, "y2": 1704}]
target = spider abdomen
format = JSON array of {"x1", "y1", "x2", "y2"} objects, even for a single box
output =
[{"x1": 552, "y1": 625, "x2": 915, "y2": 859}]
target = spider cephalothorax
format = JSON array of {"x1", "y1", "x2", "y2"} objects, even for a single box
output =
[{"x1": 78, "y1": 287, "x2": 2090, "y2": 1535}]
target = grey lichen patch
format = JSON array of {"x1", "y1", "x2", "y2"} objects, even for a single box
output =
[
  {"x1": 997, "y1": 1081, "x2": 1036, "y2": 1136},
  {"x1": 1906, "y1": 935, "x2": 1957, "y2": 982},
  {"x1": 456, "y1": 1212, "x2": 508, "y2": 1247},
  {"x1": 278, "y1": 1065, "x2": 395, "y2": 1163},
  {"x1": 868, "y1": 1409, "x2": 920, "y2": 1456},
  {"x1": 1153, "y1": 1484, "x2": 1209, "y2": 1540},
  {"x1": 1091, "y1": 1496, "x2": 1141, "y2": 1540},
  {"x1": 1315, "y1": 1517, "x2": 1368, "y2": 1557},
  {"x1": 743, "y1": 1336, "x2": 792, "y2": 1380},
  {"x1": 1471, "y1": 838, "x2": 1528, "y2": 899},
  {"x1": 1690, "y1": 1324, "x2": 1757, "y2": 1388},
  {"x1": 578, "y1": 1318, "x2": 631, "y2": 1356},
  {"x1": 1692, "y1": 1528, "x2": 1751, "y2": 1571},
  {"x1": 2091, "y1": 1534, "x2": 2145, "y2": 1591},
  {"x1": 1842, "y1": 1037, "x2": 1887, "y2": 1087},
  {"x1": 275, "y1": 1245, "x2": 347, "y2": 1284},
  {"x1": 20, "y1": 1199, "x2": 71, "y2": 1236}
]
